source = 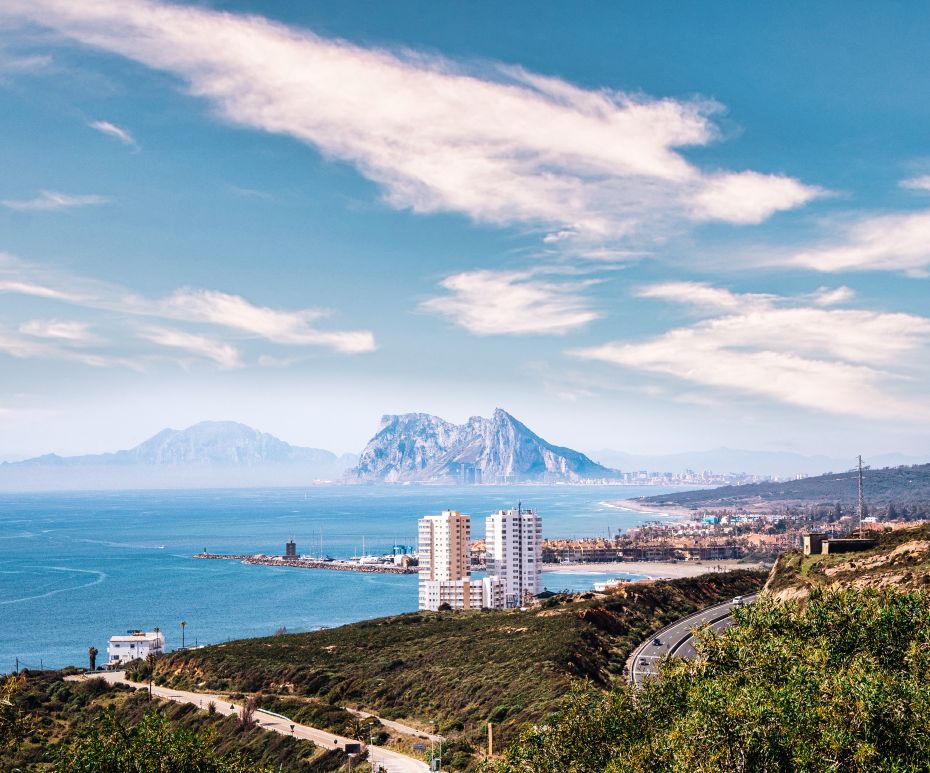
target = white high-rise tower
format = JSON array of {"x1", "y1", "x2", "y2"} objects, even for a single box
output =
[
  {"x1": 418, "y1": 510, "x2": 502, "y2": 611},
  {"x1": 485, "y1": 504, "x2": 542, "y2": 608}
]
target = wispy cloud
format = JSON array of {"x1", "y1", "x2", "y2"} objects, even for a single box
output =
[
  {"x1": 0, "y1": 52, "x2": 52, "y2": 73},
  {"x1": 421, "y1": 269, "x2": 601, "y2": 335},
  {"x1": 900, "y1": 175, "x2": 930, "y2": 192},
  {"x1": 139, "y1": 327, "x2": 241, "y2": 368},
  {"x1": 88, "y1": 119, "x2": 137, "y2": 148},
  {"x1": 158, "y1": 288, "x2": 376, "y2": 353},
  {"x1": 19, "y1": 319, "x2": 97, "y2": 343},
  {"x1": 0, "y1": 190, "x2": 109, "y2": 212},
  {"x1": 788, "y1": 210, "x2": 930, "y2": 275},
  {"x1": 572, "y1": 283, "x2": 930, "y2": 419},
  {"x1": 0, "y1": 254, "x2": 376, "y2": 366},
  {"x1": 0, "y1": 0, "x2": 821, "y2": 248}
]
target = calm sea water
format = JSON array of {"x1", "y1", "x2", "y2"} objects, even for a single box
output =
[{"x1": 0, "y1": 485, "x2": 677, "y2": 671}]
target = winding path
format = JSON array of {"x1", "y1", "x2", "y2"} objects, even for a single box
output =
[{"x1": 68, "y1": 671, "x2": 429, "y2": 773}]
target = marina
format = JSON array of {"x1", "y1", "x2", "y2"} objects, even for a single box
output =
[{"x1": 194, "y1": 552, "x2": 420, "y2": 575}]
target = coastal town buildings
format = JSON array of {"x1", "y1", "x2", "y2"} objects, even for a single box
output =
[
  {"x1": 107, "y1": 629, "x2": 165, "y2": 665},
  {"x1": 418, "y1": 510, "x2": 503, "y2": 610},
  {"x1": 485, "y1": 505, "x2": 543, "y2": 607}
]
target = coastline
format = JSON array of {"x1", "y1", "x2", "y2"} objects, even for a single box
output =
[
  {"x1": 543, "y1": 559, "x2": 770, "y2": 580},
  {"x1": 606, "y1": 498, "x2": 695, "y2": 520}
]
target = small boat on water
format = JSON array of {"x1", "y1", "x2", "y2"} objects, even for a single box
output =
[{"x1": 593, "y1": 578, "x2": 627, "y2": 592}]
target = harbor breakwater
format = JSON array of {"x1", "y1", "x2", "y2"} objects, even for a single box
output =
[{"x1": 194, "y1": 553, "x2": 420, "y2": 575}]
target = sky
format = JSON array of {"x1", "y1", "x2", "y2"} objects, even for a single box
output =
[{"x1": 0, "y1": 0, "x2": 929, "y2": 461}]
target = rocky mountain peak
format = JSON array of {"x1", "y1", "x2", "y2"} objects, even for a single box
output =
[{"x1": 352, "y1": 409, "x2": 618, "y2": 483}]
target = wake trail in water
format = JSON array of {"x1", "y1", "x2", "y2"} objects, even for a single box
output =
[{"x1": 0, "y1": 566, "x2": 107, "y2": 605}]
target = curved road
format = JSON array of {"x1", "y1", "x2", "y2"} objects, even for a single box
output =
[{"x1": 629, "y1": 594, "x2": 757, "y2": 686}]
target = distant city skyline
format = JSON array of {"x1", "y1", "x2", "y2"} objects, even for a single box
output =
[{"x1": 1, "y1": 1, "x2": 929, "y2": 461}]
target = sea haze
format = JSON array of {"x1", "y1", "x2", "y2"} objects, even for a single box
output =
[{"x1": 0, "y1": 485, "x2": 677, "y2": 671}]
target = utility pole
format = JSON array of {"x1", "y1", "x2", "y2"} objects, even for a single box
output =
[{"x1": 857, "y1": 455, "x2": 865, "y2": 535}]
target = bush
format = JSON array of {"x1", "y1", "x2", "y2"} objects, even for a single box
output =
[{"x1": 496, "y1": 589, "x2": 930, "y2": 773}]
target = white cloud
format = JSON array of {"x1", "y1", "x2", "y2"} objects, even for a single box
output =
[
  {"x1": 637, "y1": 281, "x2": 774, "y2": 311},
  {"x1": 789, "y1": 210, "x2": 930, "y2": 274},
  {"x1": 0, "y1": 279, "x2": 79, "y2": 301},
  {"x1": 0, "y1": 0, "x2": 820, "y2": 243},
  {"x1": 901, "y1": 175, "x2": 930, "y2": 192},
  {"x1": 157, "y1": 289, "x2": 375, "y2": 353},
  {"x1": 421, "y1": 269, "x2": 601, "y2": 335},
  {"x1": 0, "y1": 255, "x2": 376, "y2": 365},
  {"x1": 19, "y1": 319, "x2": 96, "y2": 343},
  {"x1": 811, "y1": 285, "x2": 855, "y2": 306},
  {"x1": 692, "y1": 171, "x2": 823, "y2": 225},
  {"x1": 0, "y1": 190, "x2": 109, "y2": 212},
  {"x1": 88, "y1": 119, "x2": 137, "y2": 147},
  {"x1": 572, "y1": 284, "x2": 930, "y2": 419},
  {"x1": 139, "y1": 327, "x2": 241, "y2": 368}
]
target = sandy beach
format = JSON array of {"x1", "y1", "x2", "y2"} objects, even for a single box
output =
[
  {"x1": 607, "y1": 498, "x2": 695, "y2": 520},
  {"x1": 543, "y1": 559, "x2": 770, "y2": 580}
]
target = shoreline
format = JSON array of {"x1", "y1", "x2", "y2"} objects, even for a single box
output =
[
  {"x1": 607, "y1": 498, "x2": 695, "y2": 520},
  {"x1": 543, "y1": 559, "x2": 770, "y2": 580}
]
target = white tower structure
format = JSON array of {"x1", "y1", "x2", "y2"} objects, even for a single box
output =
[
  {"x1": 418, "y1": 510, "x2": 502, "y2": 611},
  {"x1": 485, "y1": 504, "x2": 543, "y2": 608}
]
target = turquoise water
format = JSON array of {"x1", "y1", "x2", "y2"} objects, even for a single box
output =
[{"x1": 0, "y1": 485, "x2": 674, "y2": 671}]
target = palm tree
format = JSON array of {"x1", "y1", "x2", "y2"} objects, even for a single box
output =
[
  {"x1": 88, "y1": 646, "x2": 98, "y2": 671},
  {"x1": 180, "y1": 621, "x2": 187, "y2": 650}
]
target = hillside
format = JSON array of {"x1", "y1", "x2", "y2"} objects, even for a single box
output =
[
  {"x1": 638, "y1": 462, "x2": 930, "y2": 512},
  {"x1": 494, "y1": 588, "x2": 930, "y2": 773},
  {"x1": 765, "y1": 521, "x2": 930, "y2": 601},
  {"x1": 0, "y1": 422, "x2": 358, "y2": 491},
  {"x1": 0, "y1": 670, "x2": 347, "y2": 772},
  {"x1": 150, "y1": 571, "x2": 763, "y2": 769},
  {"x1": 352, "y1": 408, "x2": 619, "y2": 483}
]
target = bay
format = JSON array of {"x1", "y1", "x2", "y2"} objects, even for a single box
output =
[{"x1": 0, "y1": 484, "x2": 678, "y2": 670}]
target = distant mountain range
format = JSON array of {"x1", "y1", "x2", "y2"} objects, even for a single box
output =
[
  {"x1": 0, "y1": 422, "x2": 358, "y2": 491},
  {"x1": 352, "y1": 408, "x2": 619, "y2": 483},
  {"x1": 592, "y1": 448, "x2": 925, "y2": 478},
  {"x1": 2, "y1": 414, "x2": 924, "y2": 492},
  {"x1": 639, "y1": 463, "x2": 930, "y2": 511}
]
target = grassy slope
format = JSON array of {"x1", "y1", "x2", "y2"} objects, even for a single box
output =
[
  {"x1": 2, "y1": 670, "x2": 348, "y2": 772},
  {"x1": 153, "y1": 571, "x2": 765, "y2": 758},
  {"x1": 640, "y1": 463, "x2": 930, "y2": 510}
]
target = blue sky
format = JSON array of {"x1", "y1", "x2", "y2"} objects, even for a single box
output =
[{"x1": 1, "y1": 0, "x2": 929, "y2": 461}]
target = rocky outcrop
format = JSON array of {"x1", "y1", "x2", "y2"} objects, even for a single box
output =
[{"x1": 352, "y1": 408, "x2": 619, "y2": 483}]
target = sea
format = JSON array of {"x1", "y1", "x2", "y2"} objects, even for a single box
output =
[{"x1": 0, "y1": 484, "x2": 679, "y2": 671}]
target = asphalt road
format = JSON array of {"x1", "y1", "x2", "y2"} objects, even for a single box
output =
[
  {"x1": 629, "y1": 594, "x2": 757, "y2": 686},
  {"x1": 68, "y1": 671, "x2": 429, "y2": 773}
]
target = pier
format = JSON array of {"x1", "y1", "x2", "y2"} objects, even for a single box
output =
[{"x1": 194, "y1": 553, "x2": 420, "y2": 575}]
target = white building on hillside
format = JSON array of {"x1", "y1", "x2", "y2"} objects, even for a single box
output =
[
  {"x1": 418, "y1": 510, "x2": 502, "y2": 610},
  {"x1": 486, "y1": 505, "x2": 543, "y2": 607},
  {"x1": 107, "y1": 630, "x2": 165, "y2": 665}
]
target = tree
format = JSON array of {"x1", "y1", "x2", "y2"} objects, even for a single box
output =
[
  {"x1": 494, "y1": 590, "x2": 930, "y2": 773},
  {"x1": 54, "y1": 709, "x2": 268, "y2": 773},
  {"x1": 88, "y1": 647, "x2": 98, "y2": 671},
  {"x1": 0, "y1": 674, "x2": 29, "y2": 752}
]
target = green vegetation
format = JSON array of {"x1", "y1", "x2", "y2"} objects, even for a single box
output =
[
  {"x1": 0, "y1": 671, "x2": 350, "y2": 771},
  {"x1": 641, "y1": 462, "x2": 930, "y2": 515},
  {"x1": 153, "y1": 571, "x2": 764, "y2": 766},
  {"x1": 495, "y1": 588, "x2": 930, "y2": 773},
  {"x1": 55, "y1": 709, "x2": 265, "y2": 772}
]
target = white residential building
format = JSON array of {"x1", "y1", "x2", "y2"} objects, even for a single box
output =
[
  {"x1": 486, "y1": 505, "x2": 543, "y2": 607},
  {"x1": 107, "y1": 630, "x2": 165, "y2": 665},
  {"x1": 418, "y1": 510, "x2": 502, "y2": 610}
]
